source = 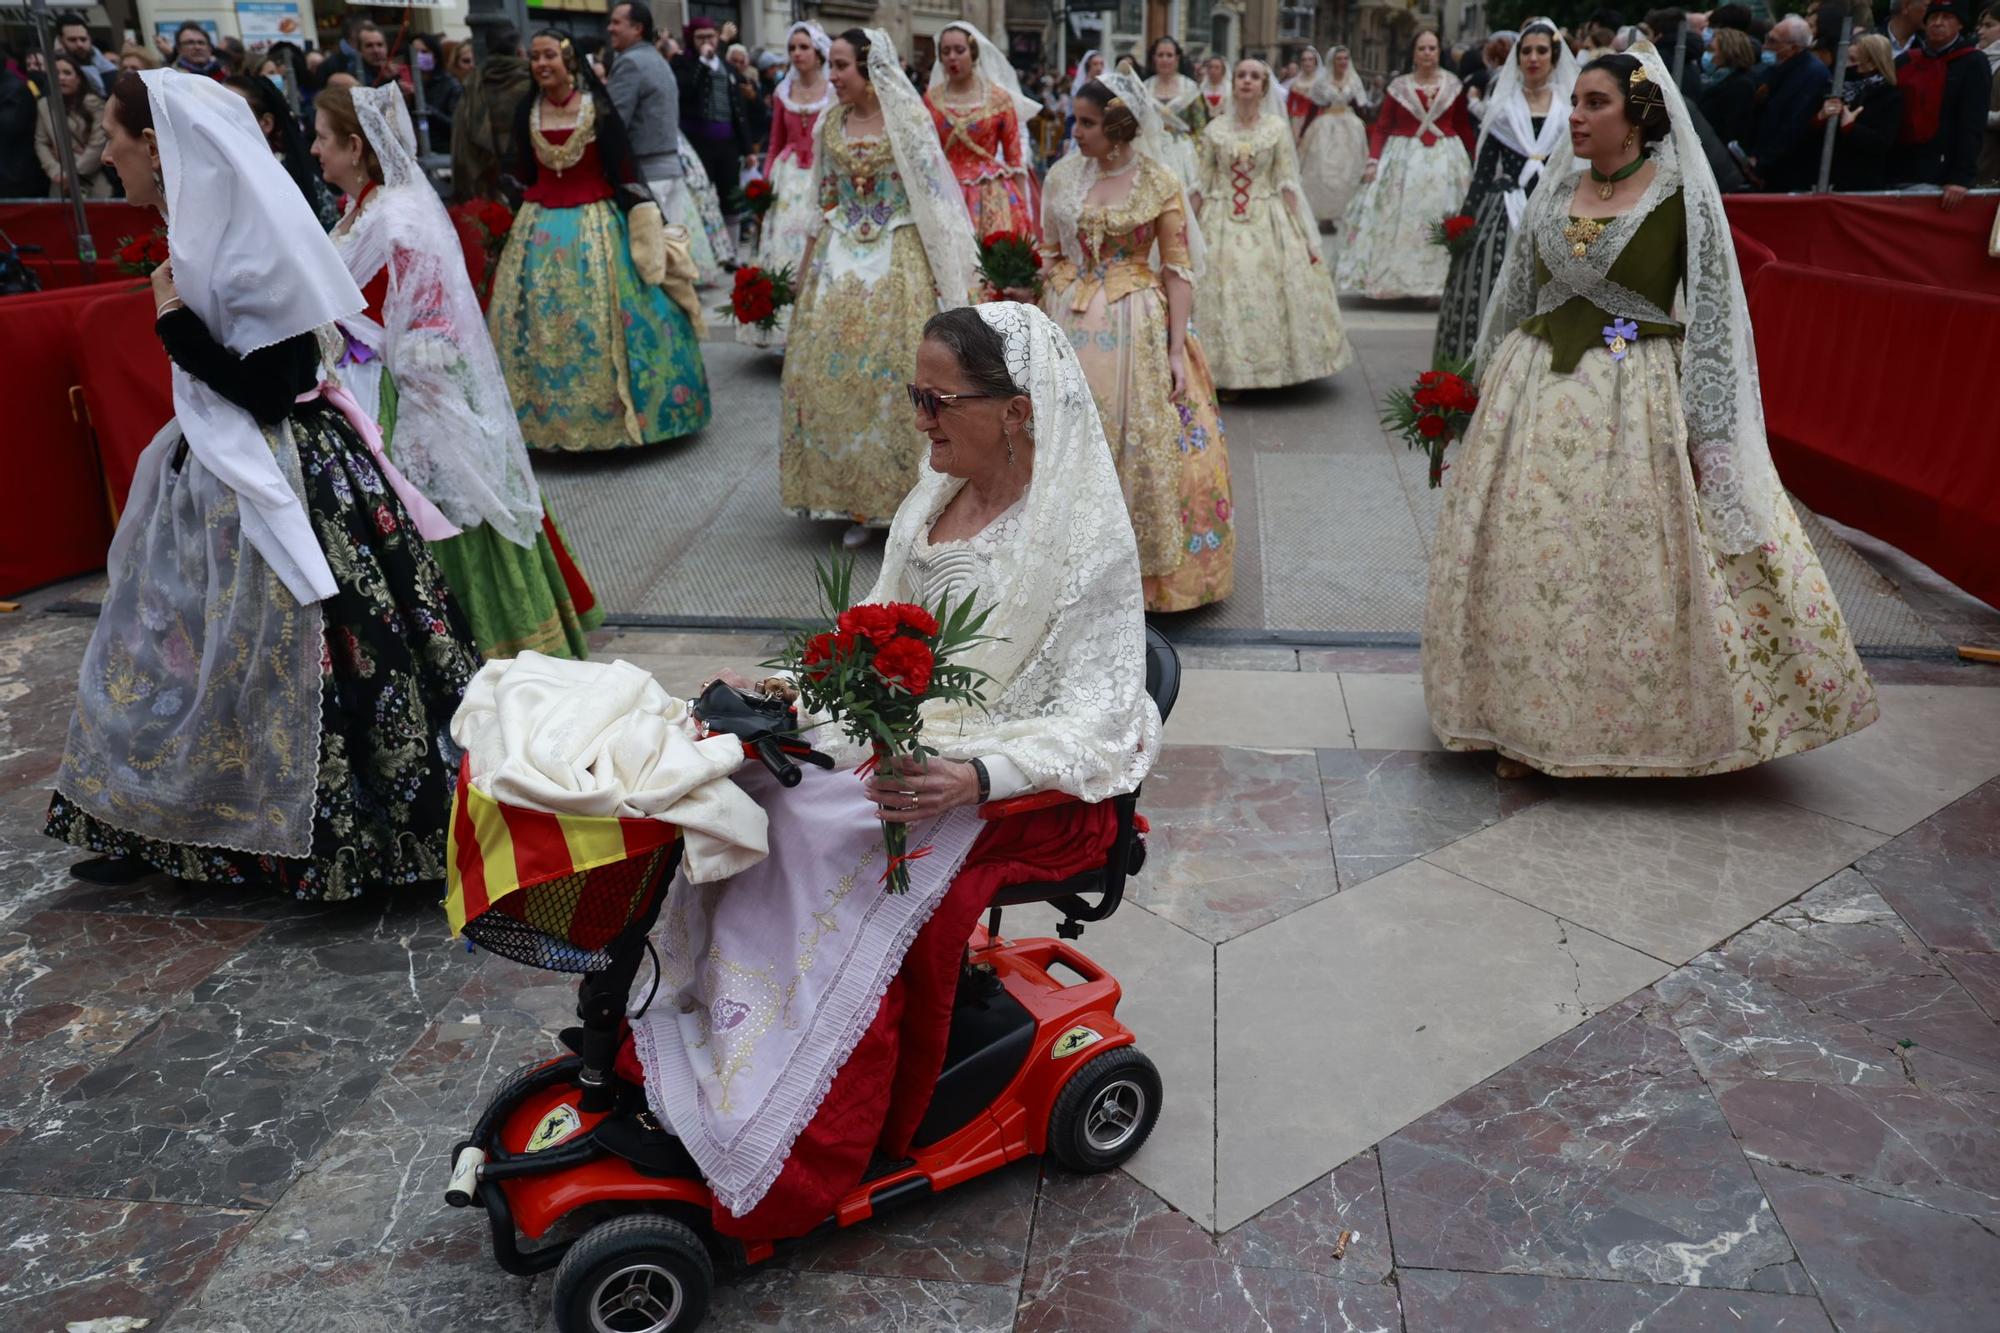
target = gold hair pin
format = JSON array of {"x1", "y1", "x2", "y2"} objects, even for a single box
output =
[
  {"x1": 1106, "y1": 95, "x2": 1125, "y2": 109},
  {"x1": 1629, "y1": 66, "x2": 1649, "y2": 85}
]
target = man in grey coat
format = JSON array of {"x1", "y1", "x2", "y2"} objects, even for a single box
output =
[{"x1": 606, "y1": 4, "x2": 688, "y2": 219}]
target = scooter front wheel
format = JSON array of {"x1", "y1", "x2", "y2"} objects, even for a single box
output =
[
  {"x1": 1047, "y1": 1046, "x2": 1163, "y2": 1173},
  {"x1": 552, "y1": 1213, "x2": 713, "y2": 1333}
]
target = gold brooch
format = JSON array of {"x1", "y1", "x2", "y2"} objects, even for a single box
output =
[{"x1": 1562, "y1": 216, "x2": 1607, "y2": 257}]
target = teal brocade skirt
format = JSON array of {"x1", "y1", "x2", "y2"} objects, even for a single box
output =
[{"x1": 488, "y1": 198, "x2": 711, "y2": 452}]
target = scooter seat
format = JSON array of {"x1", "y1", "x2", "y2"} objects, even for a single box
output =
[{"x1": 593, "y1": 1108, "x2": 702, "y2": 1179}]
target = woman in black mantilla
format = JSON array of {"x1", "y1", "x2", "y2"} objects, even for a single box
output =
[
  {"x1": 47, "y1": 70, "x2": 480, "y2": 902},
  {"x1": 1432, "y1": 19, "x2": 1576, "y2": 367}
]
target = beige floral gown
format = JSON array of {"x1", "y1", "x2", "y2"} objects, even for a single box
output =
[
  {"x1": 1192, "y1": 111, "x2": 1353, "y2": 389},
  {"x1": 1041, "y1": 155, "x2": 1233, "y2": 611},
  {"x1": 779, "y1": 105, "x2": 942, "y2": 527},
  {"x1": 1422, "y1": 178, "x2": 1878, "y2": 776}
]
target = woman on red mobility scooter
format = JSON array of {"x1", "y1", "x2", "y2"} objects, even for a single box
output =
[{"x1": 447, "y1": 303, "x2": 1169, "y2": 1332}]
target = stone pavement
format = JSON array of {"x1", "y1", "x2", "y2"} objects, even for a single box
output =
[{"x1": 2, "y1": 606, "x2": 1997, "y2": 1333}]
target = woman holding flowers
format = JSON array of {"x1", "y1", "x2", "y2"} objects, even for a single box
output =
[
  {"x1": 1423, "y1": 50, "x2": 1876, "y2": 778},
  {"x1": 319, "y1": 85, "x2": 602, "y2": 659},
  {"x1": 1337, "y1": 28, "x2": 1475, "y2": 301},
  {"x1": 742, "y1": 21, "x2": 833, "y2": 348},
  {"x1": 924, "y1": 20, "x2": 1040, "y2": 238},
  {"x1": 633, "y1": 302, "x2": 1160, "y2": 1242},
  {"x1": 1191, "y1": 58, "x2": 1352, "y2": 390},
  {"x1": 1043, "y1": 72, "x2": 1233, "y2": 611},
  {"x1": 486, "y1": 29, "x2": 711, "y2": 453},
  {"x1": 779, "y1": 27, "x2": 979, "y2": 547},
  {"x1": 1433, "y1": 19, "x2": 1577, "y2": 366}
]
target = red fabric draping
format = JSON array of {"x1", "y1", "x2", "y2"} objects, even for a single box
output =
[
  {"x1": 1724, "y1": 193, "x2": 2000, "y2": 296},
  {"x1": 0, "y1": 200, "x2": 165, "y2": 292},
  {"x1": 1730, "y1": 225, "x2": 1779, "y2": 296},
  {"x1": 613, "y1": 798, "x2": 1121, "y2": 1241},
  {"x1": 1752, "y1": 262, "x2": 2000, "y2": 610},
  {"x1": 76, "y1": 286, "x2": 174, "y2": 514},
  {"x1": 0, "y1": 284, "x2": 116, "y2": 592}
]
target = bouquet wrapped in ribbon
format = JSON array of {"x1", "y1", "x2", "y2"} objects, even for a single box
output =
[
  {"x1": 770, "y1": 555, "x2": 995, "y2": 894},
  {"x1": 976, "y1": 229, "x2": 1042, "y2": 302},
  {"x1": 1381, "y1": 362, "x2": 1480, "y2": 488},
  {"x1": 720, "y1": 263, "x2": 796, "y2": 333},
  {"x1": 1428, "y1": 214, "x2": 1477, "y2": 255},
  {"x1": 113, "y1": 226, "x2": 170, "y2": 277},
  {"x1": 742, "y1": 177, "x2": 775, "y2": 217}
]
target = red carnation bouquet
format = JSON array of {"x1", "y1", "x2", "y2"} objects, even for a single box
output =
[
  {"x1": 976, "y1": 229, "x2": 1042, "y2": 302},
  {"x1": 1380, "y1": 360, "x2": 1480, "y2": 488},
  {"x1": 1428, "y1": 213, "x2": 1477, "y2": 255},
  {"x1": 742, "y1": 177, "x2": 775, "y2": 218},
  {"x1": 769, "y1": 554, "x2": 996, "y2": 893},
  {"x1": 721, "y1": 263, "x2": 797, "y2": 332},
  {"x1": 449, "y1": 199, "x2": 515, "y2": 305},
  {"x1": 113, "y1": 226, "x2": 170, "y2": 277}
]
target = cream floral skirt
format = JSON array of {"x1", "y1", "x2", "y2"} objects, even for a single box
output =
[
  {"x1": 1422, "y1": 331, "x2": 1878, "y2": 777},
  {"x1": 1337, "y1": 134, "x2": 1470, "y2": 301}
]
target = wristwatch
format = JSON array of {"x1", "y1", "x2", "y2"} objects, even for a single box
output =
[{"x1": 970, "y1": 757, "x2": 991, "y2": 804}]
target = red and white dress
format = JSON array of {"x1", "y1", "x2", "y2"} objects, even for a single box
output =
[
  {"x1": 926, "y1": 82, "x2": 1040, "y2": 238},
  {"x1": 1336, "y1": 71, "x2": 1476, "y2": 300},
  {"x1": 745, "y1": 75, "x2": 830, "y2": 348}
]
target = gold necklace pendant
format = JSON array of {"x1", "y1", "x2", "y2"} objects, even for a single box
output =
[
  {"x1": 1596, "y1": 178, "x2": 1615, "y2": 201},
  {"x1": 1562, "y1": 216, "x2": 1607, "y2": 258}
]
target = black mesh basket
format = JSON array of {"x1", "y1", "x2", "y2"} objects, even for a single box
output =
[{"x1": 460, "y1": 842, "x2": 678, "y2": 973}]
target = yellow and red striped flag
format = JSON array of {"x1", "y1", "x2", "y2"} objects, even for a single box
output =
[{"x1": 445, "y1": 758, "x2": 678, "y2": 941}]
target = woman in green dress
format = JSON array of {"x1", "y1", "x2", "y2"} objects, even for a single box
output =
[
  {"x1": 1423, "y1": 49, "x2": 1877, "y2": 777},
  {"x1": 316, "y1": 84, "x2": 603, "y2": 659}
]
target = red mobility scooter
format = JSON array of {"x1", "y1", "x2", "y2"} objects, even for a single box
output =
[{"x1": 442, "y1": 629, "x2": 1181, "y2": 1333}]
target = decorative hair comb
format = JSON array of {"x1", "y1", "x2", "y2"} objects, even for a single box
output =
[
  {"x1": 1105, "y1": 95, "x2": 1125, "y2": 109},
  {"x1": 1626, "y1": 64, "x2": 1665, "y2": 112}
]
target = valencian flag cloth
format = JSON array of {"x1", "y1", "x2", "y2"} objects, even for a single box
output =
[{"x1": 445, "y1": 758, "x2": 678, "y2": 952}]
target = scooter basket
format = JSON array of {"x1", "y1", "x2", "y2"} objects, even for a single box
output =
[{"x1": 459, "y1": 844, "x2": 676, "y2": 973}]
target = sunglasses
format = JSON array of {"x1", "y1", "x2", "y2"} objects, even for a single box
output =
[{"x1": 906, "y1": 384, "x2": 992, "y2": 417}]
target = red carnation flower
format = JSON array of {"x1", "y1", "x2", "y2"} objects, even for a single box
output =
[
  {"x1": 887, "y1": 602, "x2": 938, "y2": 637},
  {"x1": 1416, "y1": 413, "x2": 1450, "y2": 439},
  {"x1": 1443, "y1": 214, "x2": 1476, "y2": 242},
  {"x1": 801, "y1": 629, "x2": 854, "y2": 680},
  {"x1": 873, "y1": 637, "x2": 935, "y2": 694},
  {"x1": 838, "y1": 603, "x2": 901, "y2": 647}
]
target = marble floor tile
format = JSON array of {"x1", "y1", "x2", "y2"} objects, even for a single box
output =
[
  {"x1": 1399, "y1": 1270, "x2": 1837, "y2": 1332},
  {"x1": 0, "y1": 909, "x2": 263, "y2": 1120},
  {"x1": 780, "y1": 1158, "x2": 1038, "y2": 1285},
  {"x1": 1319, "y1": 748, "x2": 1556, "y2": 888},
  {"x1": 1426, "y1": 786, "x2": 1888, "y2": 964},
  {"x1": 1335, "y1": 671, "x2": 1443, "y2": 752},
  {"x1": 700, "y1": 1268, "x2": 1019, "y2": 1332},
  {"x1": 1714, "y1": 683, "x2": 2000, "y2": 835},
  {"x1": 1015, "y1": 1169, "x2": 1401, "y2": 1333},
  {"x1": 1217, "y1": 1148, "x2": 1393, "y2": 1284},
  {"x1": 1756, "y1": 1160, "x2": 2000, "y2": 1333},
  {"x1": 1656, "y1": 955, "x2": 1910, "y2": 1091},
  {"x1": 0, "y1": 906, "x2": 465, "y2": 1209},
  {"x1": 1001, "y1": 899, "x2": 1215, "y2": 1227},
  {"x1": 1213, "y1": 860, "x2": 1665, "y2": 1230},
  {"x1": 1854, "y1": 777, "x2": 2000, "y2": 956},
  {"x1": 1160, "y1": 668, "x2": 1354, "y2": 749},
  {"x1": 1122, "y1": 745, "x2": 1338, "y2": 943},
  {"x1": 0, "y1": 1193, "x2": 258, "y2": 1333},
  {"x1": 1380, "y1": 995, "x2": 1799, "y2": 1288},
  {"x1": 1942, "y1": 948, "x2": 2000, "y2": 1023}
]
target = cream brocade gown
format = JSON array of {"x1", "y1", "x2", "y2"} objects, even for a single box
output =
[
  {"x1": 1193, "y1": 112, "x2": 1352, "y2": 390},
  {"x1": 1422, "y1": 180, "x2": 1878, "y2": 776},
  {"x1": 1041, "y1": 156, "x2": 1233, "y2": 611},
  {"x1": 779, "y1": 105, "x2": 942, "y2": 526}
]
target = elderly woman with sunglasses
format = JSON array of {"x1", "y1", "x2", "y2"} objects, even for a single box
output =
[{"x1": 636, "y1": 302, "x2": 1159, "y2": 1243}]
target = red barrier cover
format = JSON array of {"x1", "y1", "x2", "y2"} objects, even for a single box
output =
[
  {"x1": 78, "y1": 287, "x2": 174, "y2": 513},
  {"x1": 1752, "y1": 262, "x2": 2000, "y2": 611},
  {"x1": 1725, "y1": 193, "x2": 2000, "y2": 296},
  {"x1": 0, "y1": 284, "x2": 116, "y2": 593}
]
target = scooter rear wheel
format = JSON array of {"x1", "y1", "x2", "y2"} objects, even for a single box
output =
[
  {"x1": 552, "y1": 1213, "x2": 713, "y2": 1333},
  {"x1": 1047, "y1": 1046, "x2": 1163, "y2": 1173}
]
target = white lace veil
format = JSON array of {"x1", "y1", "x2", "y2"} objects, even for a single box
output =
[
  {"x1": 863, "y1": 303, "x2": 1160, "y2": 801},
  {"x1": 1312, "y1": 46, "x2": 1368, "y2": 108},
  {"x1": 773, "y1": 21, "x2": 831, "y2": 110},
  {"x1": 1070, "y1": 49, "x2": 1102, "y2": 98},
  {"x1": 1044, "y1": 69, "x2": 1206, "y2": 281},
  {"x1": 928, "y1": 18, "x2": 1040, "y2": 173},
  {"x1": 340, "y1": 85, "x2": 543, "y2": 548},
  {"x1": 855, "y1": 27, "x2": 979, "y2": 307},
  {"x1": 142, "y1": 68, "x2": 363, "y2": 605},
  {"x1": 1473, "y1": 18, "x2": 1580, "y2": 228},
  {"x1": 1475, "y1": 43, "x2": 1778, "y2": 555},
  {"x1": 1239, "y1": 58, "x2": 1324, "y2": 262}
]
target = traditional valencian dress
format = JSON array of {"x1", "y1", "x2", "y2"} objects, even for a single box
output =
[
  {"x1": 743, "y1": 53, "x2": 830, "y2": 349},
  {"x1": 1297, "y1": 55, "x2": 1371, "y2": 225},
  {"x1": 635, "y1": 302, "x2": 1161, "y2": 1240},
  {"x1": 926, "y1": 80, "x2": 1040, "y2": 237},
  {"x1": 1042, "y1": 152, "x2": 1232, "y2": 611},
  {"x1": 1433, "y1": 24, "x2": 1577, "y2": 366},
  {"x1": 1423, "y1": 81, "x2": 1878, "y2": 776},
  {"x1": 332, "y1": 88, "x2": 601, "y2": 660},
  {"x1": 487, "y1": 89, "x2": 711, "y2": 452},
  {"x1": 781, "y1": 30, "x2": 979, "y2": 527},
  {"x1": 1338, "y1": 71, "x2": 1475, "y2": 300},
  {"x1": 1144, "y1": 72, "x2": 1208, "y2": 190},
  {"x1": 1193, "y1": 103, "x2": 1353, "y2": 389},
  {"x1": 48, "y1": 71, "x2": 480, "y2": 901}
]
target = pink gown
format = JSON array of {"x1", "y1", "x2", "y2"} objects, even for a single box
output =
[{"x1": 925, "y1": 83, "x2": 1040, "y2": 239}]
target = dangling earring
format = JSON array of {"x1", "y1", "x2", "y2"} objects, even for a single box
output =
[
  {"x1": 1004, "y1": 424, "x2": 1016, "y2": 466},
  {"x1": 1623, "y1": 128, "x2": 1636, "y2": 151}
]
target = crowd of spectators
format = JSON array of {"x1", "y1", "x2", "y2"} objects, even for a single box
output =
[{"x1": 3, "y1": 4, "x2": 1996, "y2": 207}]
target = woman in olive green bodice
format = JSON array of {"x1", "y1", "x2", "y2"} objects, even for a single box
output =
[{"x1": 1421, "y1": 52, "x2": 1876, "y2": 780}]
